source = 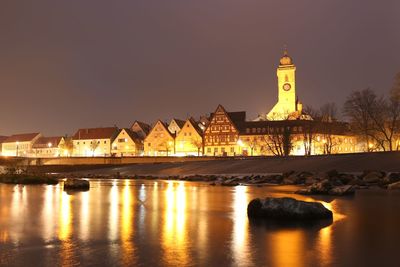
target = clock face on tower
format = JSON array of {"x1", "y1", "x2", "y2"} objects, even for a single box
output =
[{"x1": 283, "y1": 83, "x2": 291, "y2": 91}]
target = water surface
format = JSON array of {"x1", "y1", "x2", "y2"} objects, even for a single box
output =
[{"x1": 1, "y1": 180, "x2": 399, "y2": 267}]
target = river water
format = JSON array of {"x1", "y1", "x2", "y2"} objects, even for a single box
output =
[{"x1": 0, "y1": 179, "x2": 399, "y2": 267}]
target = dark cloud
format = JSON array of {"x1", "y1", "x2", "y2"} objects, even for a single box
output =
[{"x1": 0, "y1": 0, "x2": 399, "y2": 135}]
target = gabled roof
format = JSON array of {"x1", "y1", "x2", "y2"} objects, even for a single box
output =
[
  {"x1": 208, "y1": 104, "x2": 246, "y2": 131},
  {"x1": 116, "y1": 128, "x2": 143, "y2": 144},
  {"x1": 32, "y1": 136, "x2": 63, "y2": 149},
  {"x1": 145, "y1": 120, "x2": 174, "y2": 140},
  {"x1": 131, "y1": 121, "x2": 151, "y2": 135},
  {"x1": 72, "y1": 127, "x2": 118, "y2": 140},
  {"x1": 188, "y1": 117, "x2": 204, "y2": 136},
  {"x1": 170, "y1": 118, "x2": 186, "y2": 129},
  {"x1": 3, "y1": 133, "x2": 41, "y2": 143}
]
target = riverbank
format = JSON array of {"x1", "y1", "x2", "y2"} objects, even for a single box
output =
[
  {"x1": 25, "y1": 152, "x2": 400, "y2": 176},
  {"x1": 0, "y1": 174, "x2": 58, "y2": 185}
]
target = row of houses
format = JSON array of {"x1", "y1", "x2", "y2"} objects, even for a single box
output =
[
  {"x1": 0, "y1": 104, "x2": 356, "y2": 158},
  {"x1": 0, "y1": 50, "x2": 359, "y2": 158}
]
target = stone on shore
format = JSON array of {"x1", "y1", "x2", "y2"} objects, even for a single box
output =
[
  {"x1": 64, "y1": 178, "x2": 90, "y2": 191},
  {"x1": 296, "y1": 180, "x2": 355, "y2": 196},
  {"x1": 247, "y1": 197, "x2": 333, "y2": 220},
  {"x1": 328, "y1": 185, "x2": 355, "y2": 196},
  {"x1": 387, "y1": 181, "x2": 400, "y2": 190},
  {"x1": 361, "y1": 170, "x2": 385, "y2": 183}
]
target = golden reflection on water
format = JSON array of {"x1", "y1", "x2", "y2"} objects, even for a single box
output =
[
  {"x1": 11, "y1": 185, "x2": 27, "y2": 244},
  {"x1": 42, "y1": 185, "x2": 54, "y2": 241},
  {"x1": 162, "y1": 181, "x2": 190, "y2": 266},
  {"x1": 231, "y1": 186, "x2": 252, "y2": 266},
  {"x1": 109, "y1": 181, "x2": 119, "y2": 241},
  {"x1": 270, "y1": 230, "x2": 306, "y2": 267},
  {"x1": 80, "y1": 191, "x2": 90, "y2": 241},
  {"x1": 58, "y1": 188, "x2": 75, "y2": 267},
  {"x1": 120, "y1": 180, "x2": 135, "y2": 264}
]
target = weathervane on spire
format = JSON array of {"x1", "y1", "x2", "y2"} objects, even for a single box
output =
[{"x1": 283, "y1": 44, "x2": 288, "y2": 56}]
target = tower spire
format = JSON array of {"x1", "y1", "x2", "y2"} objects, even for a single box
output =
[{"x1": 283, "y1": 44, "x2": 288, "y2": 56}]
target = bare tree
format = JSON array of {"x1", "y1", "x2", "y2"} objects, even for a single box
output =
[
  {"x1": 302, "y1": 106, "x2": 319, "y2": 155},
  {"x1": 246, "y1": 136, "x2": 260, "y2": 156},
  {"x1": 263, "y1": 125, "x2": 294, "y2": 156},
  {"x1": 343, "y1": 87, "x2": 400, "y2": 151},
  {"x1": 320, "y1": 102, "x2": 338, "y2": 122},
  {"x1": 59, "y1": 136, "x2": 74, "y2": 156},
  {"x1": 191, "y1": 137, "x2": 204, "y2": 156},
  {"x1": 90, "y1": 140, "x2": 99, "y2": 156},
  {"x1": 343, "y1": 89, "x2": 380, "y2": 151}
]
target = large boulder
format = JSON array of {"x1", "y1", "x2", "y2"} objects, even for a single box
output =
[
  {"x1": 247, "y1": 197, "x2": 333, "y2": 220},
  {"x1": 387, "y1": 181, "x2": 400, "y2": 190},
  {"x1": 64, "y1": 178, "x2": 90, "y2": 191}
]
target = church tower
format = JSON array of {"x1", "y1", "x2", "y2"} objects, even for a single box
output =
[{"x1": 267, "y1": 49, "x2": 297, "y2": 120}]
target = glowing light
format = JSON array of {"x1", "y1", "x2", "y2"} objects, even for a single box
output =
[
  {"x1": 80, "y1": 191, "x2": 90, "y2": 241},
  {"x1": 162, "y1": 181, "x2": 189, "y2": 266},
  {"x1": 231, "y1": 186, "x2": 252, "y2": 266},
  {"x1": 108, "y1": 180, "x2": 119, "y2": 241},
  {"x1": 237, "y1": 139, "x2": 244, "y2": 147},
  {"x1": 58, "y1": 191, "x2": 72, "y2": 241}
]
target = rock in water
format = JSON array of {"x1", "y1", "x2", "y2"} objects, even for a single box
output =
[
  {"x1": 328, "y1": 185, "x2": 355, "y2": 196},
  {"x1": 388, "y1": 181, "x2": 400, "y2": 190},
  {"x1": 64, "y1": 178, "x2": 90, "y2": 191},
  {"x1": 247, "y1": 197, "x2": 333, "y2": 220}
]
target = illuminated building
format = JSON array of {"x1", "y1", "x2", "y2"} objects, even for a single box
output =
[
  {"x1": 175, "y1": 118, "x2": 204, "y2": 156},
  {"x1": 144, "y1": 120, "x2": 175, "y2": 156},
  {"x1": 168, "y1": 119, "x2": 185, "y2": 135},
  {"x1": 130, "y1": 121, "x2": 151, "y2": 139},
  {"x1": 1, "y1": 133, "x2": 41, "y2": 157},
  {"x1": 32, "y1": 136, "x2": 65, "y2": 157},
  {"x1": 266, "y1": 49, "x2": 303, "y2": 120},
  {"x1": 72, "y1": 127, "x2": 119, "y2": 157},
  {"x1": 111, "y1": 128, "x2": 144, "y2": 156},
  {"x1": 203, "y1": 105, "x2": 244, "y2": 156}
]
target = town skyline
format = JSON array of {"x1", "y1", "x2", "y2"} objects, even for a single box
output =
[{"x1": 1, "y1": 1, "x2": 399, "y2": 135}]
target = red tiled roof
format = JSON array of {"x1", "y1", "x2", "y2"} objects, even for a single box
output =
[
  {"x1": 0, "y1": 136, "x2": 9, "y2": 143},
  {"x1": 3, "y1": 133, "x2": 41, "y2": 143},
  {"x1": 72, "y1": 127, "x2": 118, "y2": 140},
  {"x1": 32, "y1": 136, "x2": 63, "y2": 149}
]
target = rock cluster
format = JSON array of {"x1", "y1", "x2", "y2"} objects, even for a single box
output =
[
  {"x1": 64, "y1": 178, "x2": 90, "y2": 191},
  {"x1": 247, "y1": 197, "x2": 333, "y2": 220}
]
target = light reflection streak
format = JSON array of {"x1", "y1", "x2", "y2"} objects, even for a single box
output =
[
  {"x1": 231, "y1": 186, "x2": 252, "y2": 266},
  {"x1": 80, "y1": 191, "x2": 90, "y2": 241},
  {"x1": 58, "y1": 191, "x2": 72, "y2": 241},
  {"x1": 109, "y1": 180, "x2": 119, "y2": 241},
  {"x1": 10, "y1": 185, "x2": 26, "y2": 244},
  {"x1": 162, "y1": 181, "x2": 189, "y2": 266},
  {"x1": 270, "y1": 230, "x2": 305, "y2": 267},
  {"x1": 58, "y1": 189, "x2": 74, "y2": 267},
  {"x1": 120, "y1": 180, "x2": 135, "y2": 264},
  {"x1": 42, "y1": 186, "x2": 54, "y2": 241}
]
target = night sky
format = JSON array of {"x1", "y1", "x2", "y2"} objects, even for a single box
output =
[{"x1": 1, "y1": 0, "x2": 399, "y2": 136}]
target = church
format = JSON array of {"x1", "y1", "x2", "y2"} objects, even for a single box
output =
[{"x1": 203, "y1": 49, "x2": 356, "y2": 156}]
